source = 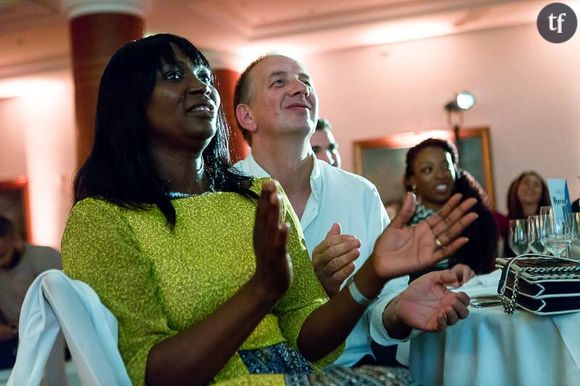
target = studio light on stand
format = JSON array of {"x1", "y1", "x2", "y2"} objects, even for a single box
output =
[{"x1": 444, "y1": 91, "x2": 476, "y2": 159}]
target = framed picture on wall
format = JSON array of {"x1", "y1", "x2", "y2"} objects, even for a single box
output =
[
  {"x1": 0, "y1": 176, "x2": 31, "y2": 241},
  {"x1": 353, "y1": 127, "x2": 495, "y2": 210}
]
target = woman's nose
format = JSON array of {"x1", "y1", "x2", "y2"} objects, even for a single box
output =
[
  {"x1": 435, "y1": 167, "x2": 450, "y2": 178},
  {"x1": 188, "y1": 78, "x2": 211, "y2": 96}
]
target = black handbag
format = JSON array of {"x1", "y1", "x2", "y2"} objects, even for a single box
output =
[{"x1": 497, "y1": 255, "x2": 580, "y2": 315}]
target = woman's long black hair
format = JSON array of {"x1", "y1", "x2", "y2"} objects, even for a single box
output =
[
  {"x1": 74, "y1": 34, "x2": 256, "y2": 226},
  {"x1": 404, "y1": 138, "x2": 498, "y2": 274}
]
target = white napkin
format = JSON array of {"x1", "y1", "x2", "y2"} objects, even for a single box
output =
[{"x1": 451, "y1": 269, "x2": 502, "y2": 298}]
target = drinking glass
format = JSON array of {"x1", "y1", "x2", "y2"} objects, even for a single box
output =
[
  {"x1": 540, "y1": 207, "x2": 574, "y2": 257},
  {"x1": 539, "y1": 206, "x2": 553, "y2": 255},
  {"x1": 571, "y1": 212, "x2": 580, "y2": 259},
  {"x1": 509, "y1": 219, "x2": 529, "y2": 256},
  {"x1": 528, "y1": 215, "x2": 546, "y2": 254},
  {"x1": 572, "y1": 212, "x2": 580, "y2": 240}
]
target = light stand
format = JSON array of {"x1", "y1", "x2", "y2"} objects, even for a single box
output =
[{"x1": 444, "y1": 91, "x2": 476, "y2": 165}]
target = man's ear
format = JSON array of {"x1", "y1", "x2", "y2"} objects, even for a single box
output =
[{"x1": 235, "y1": 104, "x2": 258, "y2": 134}]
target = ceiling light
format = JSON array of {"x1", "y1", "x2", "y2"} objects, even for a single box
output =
[{"x1": 444, "y1": 91, "x2": 476, "y2": 112}]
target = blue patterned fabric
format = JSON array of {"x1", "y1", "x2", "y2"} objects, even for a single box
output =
[
  {"x1": 409, "y1": 202, "x2": 435, "y2": 226},
  {"x1": 239, "y1": 342, "x2": 314, "y2": 375},
  {"x1": 285, "y1": 365, "x2": 416, "y2": 385}
]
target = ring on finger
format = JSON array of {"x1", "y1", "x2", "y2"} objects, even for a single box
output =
[{"x1": 435, "y1": 237, "x2": 444, "y2": 248}]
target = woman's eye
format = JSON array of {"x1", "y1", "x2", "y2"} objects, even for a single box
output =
[
  {"x1": 164, "y1": 71, "x2": 182, "y2": 80},
  {"x1": 198, "y1": 73, "x2": 213, "y2": 84}
]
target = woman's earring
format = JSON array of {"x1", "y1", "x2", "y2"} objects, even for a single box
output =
[{"x1": 411, "y1": 185, "x2": 417, "y2": 193}]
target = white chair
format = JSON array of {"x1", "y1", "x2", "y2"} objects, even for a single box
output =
[{"x1": 7, "y1": 270, "x2": 131, "y2": 386}]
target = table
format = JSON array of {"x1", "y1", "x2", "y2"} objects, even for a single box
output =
[{"x1": 408, "y1": 270, "x2": 580, "y2": 386}]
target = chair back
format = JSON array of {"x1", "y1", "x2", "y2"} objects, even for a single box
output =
[{"x1": 8, "y1": 270, "x2": 131, "y2": 386}]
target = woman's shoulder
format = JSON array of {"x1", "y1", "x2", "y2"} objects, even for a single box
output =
[
  {"x1": 249, "y1": 177, "x2": 280, "y2": 194},
  {"x1": 66, "y1": 198, "x2": 139, "y2": 229}
]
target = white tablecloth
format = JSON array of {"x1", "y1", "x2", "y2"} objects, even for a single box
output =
[{"x1": 409, "y1": 270, "x2": 580, "y2": 386}]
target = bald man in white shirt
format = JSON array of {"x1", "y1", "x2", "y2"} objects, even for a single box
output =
[{"x1": 233, "y1": 54, "x2": 476, "y2": 367}]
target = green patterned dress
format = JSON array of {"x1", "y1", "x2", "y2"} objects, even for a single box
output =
[{"x1": 61, "y1": 179, "x2": 339, "y2": 385}]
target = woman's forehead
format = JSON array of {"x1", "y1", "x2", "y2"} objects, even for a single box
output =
[
  {"x1": 159, "y1": 43, "x2": 207, "y2": 68},
  {"x1": 417, "y1": 146, "x2": 449, "y2": 160}
]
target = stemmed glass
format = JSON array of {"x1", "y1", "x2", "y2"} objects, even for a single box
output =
[
  {"x1": 570, "y1": 212, "x2": 580, "y2": 259},
  {"x1": 572, "y1": 212, "x2": 580, "y2": 240},
  {"x1": 527, "y1": 215, "x2": 546, "y2": 254},
  {"x1": 539, "y1": 206, "x2": 575, "y2": 257},
  {"x1": 509, "y1": 219, "x2": 529, "y2": 256}
]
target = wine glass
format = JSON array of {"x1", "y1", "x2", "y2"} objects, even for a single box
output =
[
  {"x1": 572, "y1": 212, "x2": 580, "y2": 240},
  {"x1": 570, "y1": 212, "x2": 580, "y2": 259},
  {"x1": 509, "y1": 219, "x2": 529, "y2": 256},
  {"x1": 528, "y1": 215, "x2": 546, "y2": 254},
  {"x1": 540, "y1": 207, "x2": 574, "y2": 257},
  {"x1": 539, "y1": 206, "x2": 553, "y2": 255}
]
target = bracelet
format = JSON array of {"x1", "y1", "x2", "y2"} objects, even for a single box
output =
[{"x1": 347, "y1": 277, "x2": 373, "y2": 307}]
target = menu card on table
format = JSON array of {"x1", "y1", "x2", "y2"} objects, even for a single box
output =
[{"x1": 547, "y1": 178, "x2": 572, "y2": 224}]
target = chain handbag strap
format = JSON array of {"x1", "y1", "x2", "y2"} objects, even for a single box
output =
[{"x1": 500, "y1": 267, "x2": 520, "y2": 314}]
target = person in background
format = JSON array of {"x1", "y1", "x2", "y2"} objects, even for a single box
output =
[
  {"x1": 310, "y1": 118, "x2": 342, "y2": 168},
  {"x1": 61, "y1": 35, "x2": 476, "y2": 386},
  {"x1": 385, "y1": 200, "x2": 403, "y2": 223},
  {"x1": 234, "y1": 54, "x2": 478, "y2": 369},
  {"x1": 0, "y1": 215, "x2": 66, "y2": 384},
  {"x1": 507, "y1": 171, "x2": 550, "y2": 219},
  {"x1": 404, "y1": 138, "x2": 497, "y2": 279},
  {"x1": 504, "y1": 171, "x2": 550, "y2": 256}
]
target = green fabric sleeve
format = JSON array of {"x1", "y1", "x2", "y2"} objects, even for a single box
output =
[{"x1": 61, "y1": 199, "x2": 175, "y2": 386}]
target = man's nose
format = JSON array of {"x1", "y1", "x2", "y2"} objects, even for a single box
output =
[{"x1": 289, "y1": 78, "x2": 309, "y2": 96}]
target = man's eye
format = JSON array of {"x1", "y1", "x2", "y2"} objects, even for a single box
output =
[{"x1": 271, "y1": 79, "x2": 285, "y2": 87}]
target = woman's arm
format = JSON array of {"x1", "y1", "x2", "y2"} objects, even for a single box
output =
[
  {"x1": 147, "y1": 181, "x2": 292, "y2": 386},
  {"x1": 63, "y1": 184, "x2": 291, "y2": 386}
]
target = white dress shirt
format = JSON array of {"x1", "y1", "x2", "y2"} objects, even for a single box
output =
[{"x1": 235, "y1": 153, "x2": 409, "y2": 367}]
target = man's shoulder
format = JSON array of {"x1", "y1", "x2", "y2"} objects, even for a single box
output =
[
  {"x1": 25, "y1": 244, "x2": 60, "y2": 258},
  {"x1": 233, "y1": 157, "x2": 246, "y2": 170},
  {"x1": 234, "y1": 154, "x2": 271, "y2": 179},
  {"x1": 23, "y1": 244, "x2": 62, "y2": 271}
]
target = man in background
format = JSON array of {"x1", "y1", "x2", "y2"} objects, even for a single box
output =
[
  {"x1": 311, "y1": 118, "x2": 342, "y2": 168},
  {"x1": 0, "y1": 215, "x2": 66, "y2": 384}
]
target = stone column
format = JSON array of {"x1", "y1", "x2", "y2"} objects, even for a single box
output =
[{"x1": 61, "y1": 0, "x2": 150, "y2": 167}]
